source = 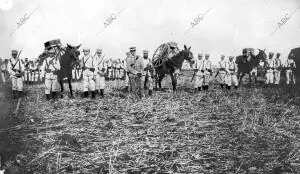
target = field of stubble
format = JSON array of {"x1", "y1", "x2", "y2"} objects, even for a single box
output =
[{"x1": 8, "y1": 70, "x2": 300, "y2": 174}]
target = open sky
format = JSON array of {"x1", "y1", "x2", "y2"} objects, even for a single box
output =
[{"x1": 0, "y1": 0, "x2": 300, "y2": 64}]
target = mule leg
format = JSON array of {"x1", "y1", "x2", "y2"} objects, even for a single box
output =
[
  {"x1": 68, "y1": 78, "x2": 73, "y2": 98},
  {"x1": 239, "y1": 73, "x2": 245, "y2": 85},
  {"x1": 249, "y1": 73, "x2": 252, "y2": 85},
  {"x1": 170, "y1": 73, "x2": 177, "y2": 91},
  {"x1": 158, "y1": 74, "x2": 165, "y2": 90},
  {"x1": 60, "y1": 79, "x2": 64, "y2": 98}
]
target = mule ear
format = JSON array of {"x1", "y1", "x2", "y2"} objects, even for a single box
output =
[
  {"x1": 188, "y1": 46, "x2": 191, "y2": 51},
  {"x1": 184, "y1": 45, "x2": 187, "y2": 50},
  {"x1": 67, "y1": 44, "x2": 72, "y2": 49},
  {"x1": 76, "y1": 44, "x2": 81, "y2": 49}
]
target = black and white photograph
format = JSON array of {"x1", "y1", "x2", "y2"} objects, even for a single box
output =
[{"x1": 0, "y1": 0, "x2": 300, "y2": 173}]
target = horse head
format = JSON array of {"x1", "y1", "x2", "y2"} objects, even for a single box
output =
[
  {"x1": 66, "y1": 44, "x2": 81, "y2": 65},
  {"x1": 183, "y1": 45, "x2": 195, "y2": 65}
]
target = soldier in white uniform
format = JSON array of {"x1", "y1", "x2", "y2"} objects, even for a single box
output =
[
  {"x1": 142, "y1": 50, "x2": 153, "y2": 96},
  {"x1": 226, "y1": 56, "x2": 238, "y2": 89},
  {"x1": 218, "y1": 54, "x2": 227, "y2": 88},
  {"x1": 265, "y1": 52, "x2": 275, "y2": 85},
  {"x1": 95, "y1": 48, "x2": 106, "y2": 97},
  {"x1": 285, "y1": 56, "x2": 296, "y2": 85},
  {"x1": 41, "y1": 49, "x2": 61, "y2": 100},
  {"x1": 274, "y1": 53, "x2": 282, "y2": 85},
  {"x1": 107, "y1": 58, "x2": 113, "y2": 80},
  {"x1": 124, "y1": 52, "x2": 130, "y2": 92},
  {"x1": 81, "y1": 48, "x2": 97, "y2": 98},
  {"x1": 0, "y1": 58, "x2": 8, "y2": 85},
  {"x1": 23, "y1": 58, "x2": 31, "y2": 84},
  {"x1": 7, "y1": 50, "x2": 24, "y2": 98},
  {"x1": 203, "y1": 54, "x2": 212, "y2": 90},
  {"x1": 193, "y1": 53, "x2": 204, "y2": 92},
  {"x1": 115, "y1": 59, "x2": 122, "y2": 79}
]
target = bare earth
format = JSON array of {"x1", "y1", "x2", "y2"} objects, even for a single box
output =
[{"x1": 1, "y1": 71, "x2": 300, "y2": 174}]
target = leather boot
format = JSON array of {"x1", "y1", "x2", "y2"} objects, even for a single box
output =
[
  {"x1": 220, "y1": 84, "x2": 224, "y2": 88},
  {"x1": 83, "y1": 91, "x2": 88, "y2": 98},
  {"x1": 95, "y1": 90, "x2": 99, "y2": 95},
  {"x1": 198, "y1": 87, "x2": 202, "y2": 91},
  {"x1": 17, "y1": 91, "x2": 23, "y2": 98},
  {"x1": 91, "y1": 91, "x2": 96, "y2": 99},
  {"x1": 235, "y1": 86, "x2": 238, "y2": 89},
  {"x1": 46, "y1": 94, "x2": 50, "y2": 100},
  {"x1": 51, "y1": 92, "x2": 57, "y2": 100},
  {"x1": 100, "y1": 89, "x2": 104, "y2": 97},
  {"x1": 125, "y1": 86, "x2": 129, "y2": 92},
  {"x1": 148, "y1": 90, "x2": 153, "y2": 96},
  {"x1": 12, "y1": 90, "x2": 17, "y2": 99},
  {"x1": 228, "y1": 86, "x2": 231, "y2": 90}
]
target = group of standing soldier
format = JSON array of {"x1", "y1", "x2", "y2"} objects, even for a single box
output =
[{"x1": 0, "y1": 46, "x2": 298, "y2": 99}]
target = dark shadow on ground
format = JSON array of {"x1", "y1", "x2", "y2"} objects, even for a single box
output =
[{"x1": 0, "y1": 84, "x2": 25, "y2": 167}]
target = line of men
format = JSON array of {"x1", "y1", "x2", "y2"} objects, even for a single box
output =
[
  {"x1": 1, "y1": 47, "x2": 297, "y2": 99},
  {"x1": 40, "y1": 46, "x2": 153, "y2": 100},
  {"x1": 264, "y1": 52, "x2": 296, "y2": 85},
  {"x1": 212, "y1": 51, "x2": 296, "y2": 91}
]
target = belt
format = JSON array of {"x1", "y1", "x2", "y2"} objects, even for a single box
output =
[{"x1": 229, "y1": 69, "x2": 235, "y2": 71}]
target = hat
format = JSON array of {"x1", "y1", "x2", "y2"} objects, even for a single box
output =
[
  {"x1": 143, "y1": 50, "x2": 149, "y2": 54},
  {"x1": 129, "y1": 47, "x2": 136, "y2": 52},
  {"x1": 12, "y1": 50, "x2": 18, "y2": 54},
  {"x1": 96, "y1": 48, "x2": 102, "y2": 53},
  {"x1": 198, "y1": 53, "x2": 203, "y2": 57},
  {"x1": 83, "y1": 48, "x2": 90, "y2": 52},
  {"x1": 276, "y1": 53, "x2": 281, "y2": 56},
  {"x1": 229, "y1": 56, "x2": 234, "y2": 59},
  {"x1": 249, "y1": 48, "x2": 254, "y2": 52},
  {"x1": 242, "y1": 48, "x2": 248, "y2": 53},
  {"x1": 221, "y1": 54, "x2": 225, "y2": 58},
  {"x1": 44, "y1": 39, "x2": 62, "y2": 50},
  {"x1": 269, "y1": 52, "x2": 274, "y2": 56},
  {"x1": 205, "y1": 54, "x2": 210, "y2": 57}
]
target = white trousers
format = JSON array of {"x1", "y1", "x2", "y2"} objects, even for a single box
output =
[
  {"x1": 218, "y1": 70, "x2": 226, "y2": 84},
  {"x1": 265, "y1": 70, "x2": 274, "y2": 84},
  {"x1": 11, "y1": 76, "x2": 23, "y2": 91},
  {"x1": 203, "y1": 71, "x2": 211, "y2": 86},
  {"x1": 1, "y1": 71, "x2": 6, "y2": 84},
  {"x1": 82, "y1": 75, "x2": 95, "y2": 91},
  {"x1": 95, "y1": 74, "x2": 106, "y2": 90},
  {"x1": 194, "y1": 73, "x2": 204, "y2": 88},
  {"x1": 226, "y1": 73, "x2": 238, "y2": 86},
  {"x1": 45, "y1": 74, "x2": 59, "y2": 94},
  {"x1": 274, "y1": 70, "x2": 281, "y2": 85},
  {"x1": 286, "y1": 70, "x2": 296, "y2": 84}
]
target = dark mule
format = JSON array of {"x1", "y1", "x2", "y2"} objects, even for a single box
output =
[
  {"x1": 38, "y1": 44, "x2": 81, "y2": 98},
  {"x1": 58, "y1": 44, "x2": 81, "y2": 98},
  {"x1": 235, "y1": 49, "x2": 267, "y2": 85},
  {"x1": 153, "y1": 45, "x2": 195, "y2": 91},
  {"x1": 288, "y1": 47, "x2": 300, "y2": 82}
]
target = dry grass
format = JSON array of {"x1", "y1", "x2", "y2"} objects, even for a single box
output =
[{"x1": 4, "y1": 71, "x2": 300, "y2": 173}]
